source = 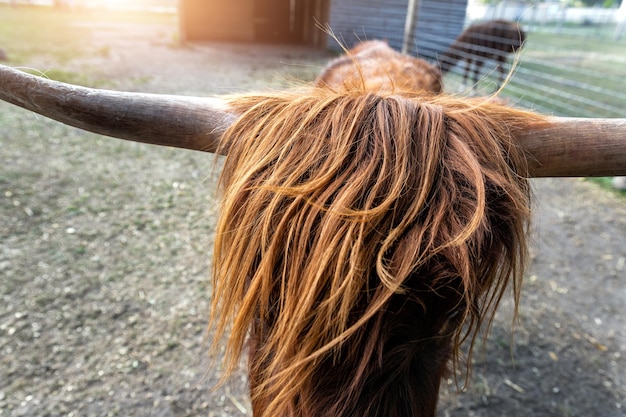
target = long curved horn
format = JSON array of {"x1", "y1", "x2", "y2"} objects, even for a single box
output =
[
  {"x1": 1, "y1": 66, "x2": 625, "y2": 177},
  {"x1": 0, "y1": 65, "x2": 237, "y2": 154},
  {"x1": 520, "y1": 117, "x2": 626, "y2": 177}
]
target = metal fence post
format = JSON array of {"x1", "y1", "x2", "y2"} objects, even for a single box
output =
[{"x1": 402, "y1": 0, "x2": 421, "y2": 54}]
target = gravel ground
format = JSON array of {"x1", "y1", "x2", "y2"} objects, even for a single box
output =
[{"x1": 0, "y1": 13, "x2": 624, "y2": 417}]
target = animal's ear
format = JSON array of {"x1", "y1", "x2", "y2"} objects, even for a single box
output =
[
  {"x1": 518, "y1": 117, "x2": 626, "y2": 177},
  {"x1": 0, "y1": 65, "x2": 237, "y2": 154}
]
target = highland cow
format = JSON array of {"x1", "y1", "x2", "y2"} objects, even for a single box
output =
[
  {"x1": 316, "y1": 40, "x2": 443, "y2": 94},
  {"x1": 0, "y1": 53, "x2": 624, "y2": 417}
]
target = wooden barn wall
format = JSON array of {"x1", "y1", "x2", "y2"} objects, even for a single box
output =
[
  {"x1": 327, "y1": 0, "x2": 409, "y2": 50},
  {"x1": 179, "y1": 0, "x2": 255, "y2": 42},
  {"x1": 327, "y1": 0, "x2": 468, "y2": 61},
  {"x1": 411, "y1": 0, "x2": 468, "y2": 61},
  {"x1": 179, "y1": 0, "x2": 329, "y2": 46}
]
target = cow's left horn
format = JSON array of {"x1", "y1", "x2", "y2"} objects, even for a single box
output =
[
  {"x1": 0, "y1": 65, "x2": 237, "y2": 154},
  {"x1": 519, "y1": 117, "x2": 626, "y2": 177}
]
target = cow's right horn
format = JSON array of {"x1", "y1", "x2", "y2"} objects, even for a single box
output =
[{"x1": 0, "y1": 65, "x2": 237, "y2": 154}]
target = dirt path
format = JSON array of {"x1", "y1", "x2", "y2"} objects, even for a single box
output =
[{"x1": 0, "y1": 14, "x2": 624, "y2": 417}]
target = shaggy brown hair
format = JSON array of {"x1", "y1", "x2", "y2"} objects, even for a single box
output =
[
  {"x1": 316, "y1": 40, "x2": 443, "y2": 94},
  {"x1": 211, "y1": 86, "x2": 545, "y2": 417}
]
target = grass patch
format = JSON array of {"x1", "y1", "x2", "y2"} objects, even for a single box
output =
[
  {"x1": 0, "y1": 5, "x2": 175, "y2": 89},
  {"x1": 526, "y1": 29, "x2": 626, "y2": 57},
  {"x1": 511, "y1": 29, "x2": 626, "y2": 117},
  {"x1": 0, "y1": 5, "x2": 93, "y2": 64},
  {"x1": 586, "y1": 177, "x2": 626, "y2": 196},
  {"x1": 0, "y1": 4, "x2": 176, "y2": 65},
  {"x1": 20, "y1": 67, "x2": 111, "y2": 87},
  {"x1": 531, "y1": 22, "x2": 625, "y2": 42},
  {"x1": 444, "y1": 24, "x2": 626, "y2": 118}
]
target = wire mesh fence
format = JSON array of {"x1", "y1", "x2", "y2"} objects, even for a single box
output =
[{"x1": 427, "y1": 4, "x2": 626, "y2": 119}]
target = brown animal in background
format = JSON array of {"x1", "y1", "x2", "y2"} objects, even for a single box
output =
[
  {"x1": 439, "y1": 19, "x2": 526, "y2": 89},
  {"x1": 316, "y1": 40, "x2": 443, "y2": 94},
  {"x1": 0, "y1": 59, "x2": 625, "y2": 417}
]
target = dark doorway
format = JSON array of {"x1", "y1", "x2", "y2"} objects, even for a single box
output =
[
  {"x1": 254, "y1": 0, "x2": 292, "y2": 42},
  {"x1": 253, "y1": 0, "x2": 328, "y2": 45},
  {"x1": 179, "y1": 0, "x2": 329, "y2": 47}
]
